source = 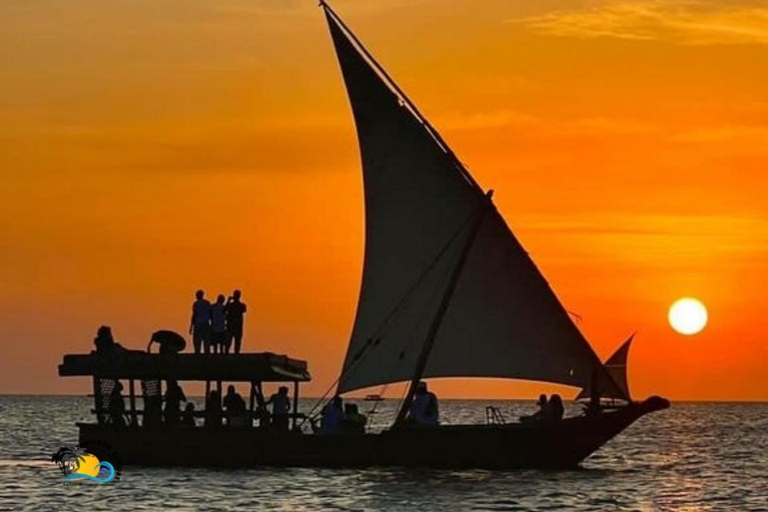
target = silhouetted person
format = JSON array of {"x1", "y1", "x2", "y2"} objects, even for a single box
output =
[
  {"x1": 108, "y1": 382, "x2": 126, "y2": 427},
  {"x1": 225, "y1": 290, "x2": 247, "y2": 354},
  {"x1": 143, "y1": 394, "x2": 163, "y2": 428},
  {"x1": 536, "y1": 394, "x2": 552, "y2": 421},
  {"x1": 550, "y1": 394, "x2": 564, "y2": 421},
  {"x1": 410, "y1": 381, "x2": 439, "y2": 426},
  {"x1": 320, "y1": 395, "x2": 343, "y2": 434},
  {"x1": 190, "y1": 289, "x2": 212, "y2": 354},
  {"x1": 341, "y1": 403, "x2": 367, "y2": 434},
  {"x1": 254, "y1": 388, "x2": 270, "y2": 429},
  {"x1": 521, "y1": 394, "x2": 551, "y2": 423},
  {"x1": 94, "y1": 326, "x2": 116, "y2": 354},
  {"x1": 223, "y1": 385, "x2": 247, "y2": 427},
  {"x1": 267, "y1": 386, "x2": 291, "y2": 432},
  {"x1": 211, "y1": 295, "x2": 227, "y2": 354},
  {"x1": 182, "y1": 403, "x2": 197, "y2": 427},
  {"x1": 147, "y1": 330, "x2": 186, "y2": 355},
  {"x1": 94, "y1": 326, "x2": 130, "y2": 356},
  {"x1": 205, "y1": 390, "x2": 222, "y2": 427},
  {"x1": 164, "y1": 380, "x2": 187, "y2": 426}
]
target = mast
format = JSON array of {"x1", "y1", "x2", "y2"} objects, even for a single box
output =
[{"x1": 394, "y1": 191, "x2": 493, "y2": 425}]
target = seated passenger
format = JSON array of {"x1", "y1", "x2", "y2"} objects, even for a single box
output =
[
  {"x1": 164, "y1": 380, "x2": 187, "y2": 426},
  {"x1": 267, "y1": 386, "x2": 291, "y2": 432},
  {"x1": 410, "y1": 381, "x2": 439, "y2": 426},
  {"x1": 550, "y1": 394, "x2": 565, "y2": 421},
  {"x1": 108, "y1": 381, "x2": 126, "y2": 427},
  {"x1": 205, "y1": 390, "x2": 223, "y2": 427},
  {"x1": 520, "y1": 394, "x2": 551, "y2": 423},
  {"x1": 182, "y1": 403, "x2": 197, "y2": 427},
  {"x1": 319, "y1": 396, "x2": 343, "y2": 434},
  {"x1": 94, "y1": 326, "x2": 116, "y2": 354},
  {"x1": 94, "y1": 326, "x2": 130, "y2": 356},
  {"x1": 341, "y1": 403, "x2": 367, "y2": 434},
  {"x1": 223, "y1": 385, "x2": 247, "y2": 427},
  {"x1": 147, "y1": 330, "x2": 186, "y2": 355},
  {"x1": 143, "y1": 394, "x2": 163, "y2": 428}
]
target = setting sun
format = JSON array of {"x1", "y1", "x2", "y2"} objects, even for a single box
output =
[{"x1": 669, "y1": 298, "x2": 708, "y2": 336}]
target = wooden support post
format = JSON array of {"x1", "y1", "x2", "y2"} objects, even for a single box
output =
[
  {"x1": 292, "y1": 380, "x2": 299, "y2": 431},
  {"x1": 93, "y1": 376, "x2": 102, "y2": 425},
  {"x1": 129, "y1": 379, "x2": 138, "y2": 427},
  {"x1": 249, "y1": 382, "x2": 256, "y2": 428},
  {"x1": 205, "y1": 380, "x2": 211, "y2": 399},
  {"x1": 255, "y1": 382, "x2": 266, "y2": 428}
]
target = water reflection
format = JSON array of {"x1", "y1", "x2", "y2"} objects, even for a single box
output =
[{"x1": 0, "y1": 397, "x2": 766, "y2": 511}]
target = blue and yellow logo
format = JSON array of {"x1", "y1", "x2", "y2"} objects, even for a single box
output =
[{"x1": 51, "y1": 445, "x2": 117, "y2": 484}]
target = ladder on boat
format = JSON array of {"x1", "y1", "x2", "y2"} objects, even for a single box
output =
[{"x1": 485, "y1": 406, "x2": 507, "y2": 425}]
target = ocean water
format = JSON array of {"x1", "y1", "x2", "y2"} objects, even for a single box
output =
[{"x1": 0, "y1": 396, "x2": 766, "y2": 511}]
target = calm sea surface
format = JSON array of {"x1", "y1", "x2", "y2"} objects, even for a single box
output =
[{"x1": 0, "y1": 396, "x2": 766, "y2": 511}]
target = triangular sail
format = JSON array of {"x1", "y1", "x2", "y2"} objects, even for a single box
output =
[
  {"x1": 323, "y1": 4, "x2": 626, "y2": 400},
  {"x1": 577, "y1": 334, "x2": 634, "y2": 401}
]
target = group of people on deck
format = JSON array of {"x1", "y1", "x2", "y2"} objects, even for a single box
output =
[
  {"x1": 316, "y1": 381, "x2": 439, "y2": 434},
  {"x1": 523, "y1": 393, "x2": 565, "y2": 423},
  {"x1": 106, "y1": 379, "x2": 300, "y2": 430},
  {"x1": 190, "y1": 289, "x2": 247, "y2": 354},
  {"x1": 317, "y1": 396, "x2": 368, "y2": 434}
]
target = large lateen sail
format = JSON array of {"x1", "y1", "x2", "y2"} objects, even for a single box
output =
[{"x1": 323, "y1": 4, "x2": 626, "y2": 399}]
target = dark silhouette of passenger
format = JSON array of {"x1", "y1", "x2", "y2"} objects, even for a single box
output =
[
  {"x1": 211, "y1": 295, "x2": 227, "y2": 355},
  {"x1": 147, "y1": 330, "x2": 186, "y2": 355},
  {"x1": 521, "y1": 394, "x2": 551, "y2": 423},
  {"x1": 164, "y1": 380, "x2": 187, "y2": 426},
  {"x1": 254, "y1": 388, "x2": 270, "y2": 429},
  {"x1": 108, "y1": 382, "x2": 126, "y2": 427},
  {"x1": 182, "y1": 403, "x2": 197, "y2": 427},
  {"x1": 320, "y1": 395, "x2": 343, "y2": 434},
  {"x1": 410, "y1": 381, "x2": 439, "y2": 426},
  {"x1": 205, "y1": 390, "x2": 222, "y2": 427},
  {"x1": 94, "y1": 326, "x2": 116, "y2": 354},
  {"x1": 550, "y1": 394, "x2": 565, "y2": 421},
  {"x1": 223, "y1": 385, "x2": 247, "y2": 427},
  {"x1": 267, "y1": 386, "x2": 291, "y2": 432},
  {"x1": 341, "y1": 403, "x2": 367, "y2": 434},
  {"x1": 94, "y1": 326, "x2": 129, "y2": 356},
  {"x1": 190, "y1": 290, "x2": 212, "y2": 354},
  {"x1": 225, "y1": 290, "x2": 247, "y2": 354},
  {"x1": 143, "y1": 394, "x2": 163, "y2": 428}
]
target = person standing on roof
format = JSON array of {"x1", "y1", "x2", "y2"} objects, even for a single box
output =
[
  {"x1": 211, "y1": 294, "x2": 227, "y2": 354},
  {"x1": 224, "y1": 289, "x2": 247, "y2": 354},
  {"x1": 189, "y1": 289, "x2": 212, "y2": 354}
]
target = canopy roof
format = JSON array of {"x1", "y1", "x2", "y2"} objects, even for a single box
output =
[{"x1": 58, "y1": 352, "x2": 311, "y2": 382}]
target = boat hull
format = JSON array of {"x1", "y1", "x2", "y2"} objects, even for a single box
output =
[{"x1": 77, "y1": 397, "x2": 668, "y2": 469}]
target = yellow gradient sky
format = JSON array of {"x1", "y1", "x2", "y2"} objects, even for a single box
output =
[{"x1": 2, "y1": 0, "x2": 767, "y2": 399}]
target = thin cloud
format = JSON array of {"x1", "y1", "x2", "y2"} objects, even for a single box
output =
[{"x1": 511, "y1": 1, "x2": 768, "y2": 45}]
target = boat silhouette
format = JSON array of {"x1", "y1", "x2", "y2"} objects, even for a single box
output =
[{"x1": 57, "y1": 1, "x2": 669, "y2": 469}]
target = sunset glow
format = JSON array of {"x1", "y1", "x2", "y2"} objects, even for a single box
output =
[{"x1": 2, "y1": 0, "x2": 767, "y2": 400}]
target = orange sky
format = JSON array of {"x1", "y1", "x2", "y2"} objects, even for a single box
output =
[{"x1": 2, "y1": 0, "x2": 767, "y2": 400}]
